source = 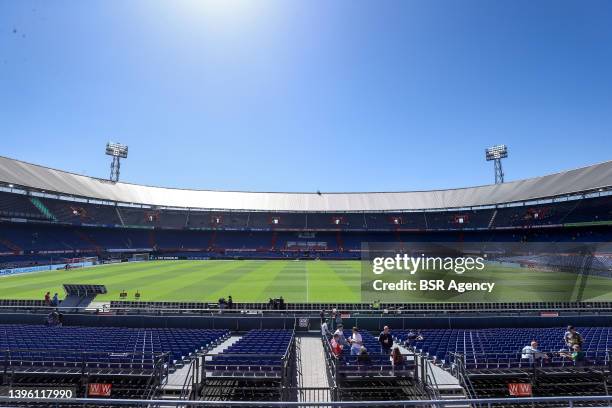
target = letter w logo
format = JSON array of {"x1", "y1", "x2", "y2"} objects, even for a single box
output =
[
  {"x1": 508, "y1": 382, "x2": 532, "y2": 396},
  {"x1": 88, "y1": 383, "x2": 112, "y2": 397}
]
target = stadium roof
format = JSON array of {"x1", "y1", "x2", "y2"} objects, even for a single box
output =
[{"x1": 0, "y1": 155, "x2": 611, "y2": 212}]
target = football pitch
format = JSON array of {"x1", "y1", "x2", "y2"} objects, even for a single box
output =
[{"x1": 1, "y1": 260, "x2": 610, "y2": 303}]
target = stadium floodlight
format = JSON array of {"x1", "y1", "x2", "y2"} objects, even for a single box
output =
[
  {"x1": 105, "y1": 142, "x2": 128, "y2": 182},
  {"x1": 485, "y1": 144, "x2": 508, "y2": 184}
]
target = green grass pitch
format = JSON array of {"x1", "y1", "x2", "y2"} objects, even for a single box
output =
[{"x1": 0, "y1": 260, "x2": 610, "y2": 303}]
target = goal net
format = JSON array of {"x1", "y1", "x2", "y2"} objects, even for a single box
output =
[{"x1": 130, "y1": 253, "x2": 150, "y2": 262}]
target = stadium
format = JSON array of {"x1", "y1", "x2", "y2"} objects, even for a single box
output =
[{"x1": 1, "y1": 154, "x2": 612, "y2": 407}]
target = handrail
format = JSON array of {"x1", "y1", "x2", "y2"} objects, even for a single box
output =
[
  {"x1": 1, "y1": 394, "x2": 612, "y2": 406},
  {"x1": 179, "y1": 357, "x2": 198, "y2": 400},
  {"x1": 420, "y1": 355, "x2": 442, "y2": 400},
  {"x1": 4, "y1": 304, "x2": 612, "y2": 314}
]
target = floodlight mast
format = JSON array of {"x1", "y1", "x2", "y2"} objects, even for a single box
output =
[
  {"x1": 105, "y1": 142, "x2": 128, "y2": 182},
  {"x1": 485, "y1": 144, "x2": 508, "y2": 184}
]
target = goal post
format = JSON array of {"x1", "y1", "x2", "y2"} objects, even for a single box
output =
[{"x1": 130, "y1": 253, "x2": 150, "y2": 262}]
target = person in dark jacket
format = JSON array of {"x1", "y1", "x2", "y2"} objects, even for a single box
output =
[{"x1": 379, "y1": 326, "x2": 393, "y2": 354}]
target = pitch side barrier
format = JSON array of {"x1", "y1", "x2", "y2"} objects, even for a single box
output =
[
  {"x1": 3, "y1": 305, "x2": 612, "y2": 318},
  {"x1": 3, "y1": 300, "x2": 612, "y2": 314},
  {"x1": 1, "y1": 395, "x2": 612, "y2": 407}
]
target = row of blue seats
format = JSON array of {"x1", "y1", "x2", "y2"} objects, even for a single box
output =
[
  {"x1": 0, "y1": 325, "x2": 229, "y2": 368},
  {"x1": 209, "y1": 330, "x2": 293, "y2": 376},
  {"x1": 393, "y1": 327, "x2": 612, "y2": 365}
]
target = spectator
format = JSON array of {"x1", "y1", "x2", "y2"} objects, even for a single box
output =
[
  {"x1": 330, "y1": 333, "x2": 343, "y2": 358},
  {"x1": 46, "y1": 311, "x2": 60, "y2": 327},
  {"x1": 379, "y1": 326, "x2": 393, "y2": 354},
  {"x1": 319, "y1": 310, "x2": 325, "y2": 324},
  {"x1": 357, "y1": 346, "x2": 371, "y2": 365},
  {"x1": 390, "y1": 346, "x2": 405, "y2": 371},
  {"x1": 521, "y1": 340, "x2": 548, "y2": 364},
  {"x1": 404, "y1": 329, "x2": 423, "y2": 349},
  {"x1": 335, "y1": 311, "x2": 343, "y2": 330},
  {"x1": 218, "y1": 297, "x2": 228, "y2": 313},
  {"x1": 561, "y1": 344, "x2": 586, "y2": 366},
  {"x1": 44, "y1": 292, "x2": 51, "y2": 306},
  {"x1": 321, "y1": 320, "x2": 331, "y2": 337},
  {"x1": 349, "y1": 327, "x2": 363, "y2": 356},
  {"x1": 564, "y1": 326, "x2": 583, "y2": 350},
  {"x1": 227, "y1": 295, "x2": 233, "y2": 310},
  {"x1": 334, "y1": 324, "x2": 349, "y2": 347},
  {"x1": 51, "y1": 293, "x2": 59, "y2": 307}
]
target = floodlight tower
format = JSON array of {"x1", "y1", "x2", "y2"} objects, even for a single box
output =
[
  {"x1": 105, "y1": 142, "x2": 128, "y2": 182},
  {"x1": 485, "y1": 144, "x2": 508, "y2": 184}
]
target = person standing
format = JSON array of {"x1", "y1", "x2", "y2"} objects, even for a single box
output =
[
  {"x1": 349, "y1": 327, "x2": 363, "y2": 356},
  {"x1": 564, "y1": 326, "x2": 583, "y2": 351},
  {"x1": 321, "y1": 320, "x2": 331, "y2": 336},
  {"x1": 334, "y1": 310, "x2": 343, "y2": 330},
  {"x1": 334, "y1": 324, "x2": 349, "y2": 347},
  {"x1": 379, "y1": 326, "x2": 393, "y2": 354}
]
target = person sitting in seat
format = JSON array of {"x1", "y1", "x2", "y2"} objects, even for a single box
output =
[
  {"x1": 521, "y1": 340, "x2": 548, "y2": 364},
  {"x1": 349, "y1": 327, "x2": 363, "y2": 356},
  {"x1": 404, "y1": 329, "x2": 423, "y2": 349},
  {"x1": 561, "y1": 344, "x2": 587, "y2": 366},
  {"x1": 330, "y1": 333, "x2": 343, "y2": 358},
  {"x1": 390, "y1": 346, "x2": 405, "y2": 371},
  {"x1": 357, "y1": 346, "x2": 371, "y2": 365}
]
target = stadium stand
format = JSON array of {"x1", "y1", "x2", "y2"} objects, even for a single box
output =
[
  {"x1": 395, "y1": 326, "x2": 611, "y2": 367},
  {"x1": 0, "y1": 325, "x2": 229, "y2": 400},
  {"x1": 324, "y1": 329, "x2": 415, "y2": 378},
  {"x1": 0, "y1": 158, "x2": 611, "y2": 405},
  {"x1": 208, "y1": 329, "x2": 294, "y2": 378}
]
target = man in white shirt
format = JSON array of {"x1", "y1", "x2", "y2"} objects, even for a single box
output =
[
  {"x1": 349, "y1": 327, "x2": 363, "y2": 355},
  {"x1": 521, "y1": 340, "x2": 548, "y2": 364},
  {"x1": 321, "y1": 320, "x2": 330, "y2": 336}
]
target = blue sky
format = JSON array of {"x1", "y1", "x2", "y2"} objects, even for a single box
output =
[{"x1": 1, "y1": 0, "x2": 611, "y2": 192}]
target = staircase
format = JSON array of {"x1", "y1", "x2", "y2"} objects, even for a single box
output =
[
  {"x1": 160, "y1": 336, "x2": 241, "y2": 402},
  {"x1": 336, "y1": 231, "x2": 344, "y2": 251},
  {"x1": 207, "y1": 230, "x2": 217, "y2": 251},
  {"x1": 0, "y1": 238, "x2": 21, "y2": 255},
  {"x1": 271, "y1": 231, "x2": 278, "y2": 250},
  {"x1": 488, "y1": 209, "x2": 498, "y2": 229},
  {"x1": 29, "y1": 197, "x2": 57, "y2": 221},
  {"x1": 115, "y1": 206, "x2": 125, "y2": 226},
  {"x1": 148, "y1": 230, "x2": 157, "y2": 249}
]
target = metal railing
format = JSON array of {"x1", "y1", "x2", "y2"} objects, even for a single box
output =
[
  {"x1": 4, "y1": 299, "x2": 612, "y2": 314},
  {"x1": 445, "y1": 349, "x2": 612, "y2": 370},
  {"x1": 1, "y1": 395, "x2": 612, "y2": 407}
]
